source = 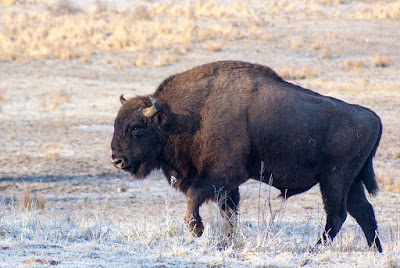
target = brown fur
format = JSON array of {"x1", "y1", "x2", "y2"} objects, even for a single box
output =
[{"x1": 111, "y1": 61, "x2": 382, "y2": 251}]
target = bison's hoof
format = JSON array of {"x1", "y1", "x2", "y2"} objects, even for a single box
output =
[{"x1": 184, "y1": 215, "x2": 204, "y2": 237}]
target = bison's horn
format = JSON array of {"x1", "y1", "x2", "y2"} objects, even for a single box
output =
[
  {"x1": 142, "y1": 96, "x2": 160, "y2": 118},
  {"x1": 120, "y1": 94, "x2": 127, "y2": 105}
]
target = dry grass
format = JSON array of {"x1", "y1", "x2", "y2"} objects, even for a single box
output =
[
  {"x1": 321, "y1": 47, "x2": 331, "y2": 59},
  {"x1": 386, "y1": 181, "x2": 400, "y2": 193},
  {"x1": 350, "y1": 2, "x2": 400, "y2": 20},
  {"x1": 203, "y1": 41, "x2": 223, "y2": 52},
  {"x1": 49, "y1": 0, "x2": 82, "y2": 15},
  {"x1": 1, "y1": 177, "x2": 399, "y2": 267},
  {"x1": 291, "y1": 40, "x2": 304, "y2": 48},
  {"x1": 278, "y1": 65, "x2": 318, "y2": 80},
  {"x1": 0, "y1": 1, "x2": 260, "y2": 65},
  {"x1": 154, "y1": 55, "x2": 177, "y2": 67},
  {"x1": 0, "y1": 0, "x2": 18, "y2": 5},
  {"x1": 342, "y1": 58, "x2": 366, "y2": 69},
  {"x1": 371, "y1": 54, "x2": 392, "y2": 68},
  {"x1": 18, "y1": 188, "x2": 46, "y2": 210},
  {"x1": 24, "y1": 258, "x2": 60, "y2": 265},
  {"x1": 132, "y1": 53, "x2": 146, "y2": 67},
  {"x1": 49, "y1": 90, "x2": 70, "y2": 110},
  {"x1": 1, "y1": 1, "x2": 397, "y2": 66},
  {"x1": 311, "y1": 40, "x2": 327, "y2": 51}
]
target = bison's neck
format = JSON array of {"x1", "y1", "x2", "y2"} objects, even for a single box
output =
[
  {"x1": 159, "y1": 131, "x2": 198, "y2": 193},
  {"x1": 154, "y1": 102, "x2": 200, "y2": 192}
]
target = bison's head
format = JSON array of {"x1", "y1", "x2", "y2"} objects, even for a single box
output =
[{"x1": 111, "y1": 94, "x2": 163, "y2": 178}]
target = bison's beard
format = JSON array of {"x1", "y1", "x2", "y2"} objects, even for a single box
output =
[{"x1": 127, "y1": 161, "x2": 154, "y2": 180}]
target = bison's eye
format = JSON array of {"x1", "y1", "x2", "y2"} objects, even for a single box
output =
[{"x1": 130, "y1": 124, "x2": 146, "y2": 137}]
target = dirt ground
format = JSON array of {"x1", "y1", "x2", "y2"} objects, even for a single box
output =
[{"x1": 0, "y1": 0, "x2": 400, "y2": 267}]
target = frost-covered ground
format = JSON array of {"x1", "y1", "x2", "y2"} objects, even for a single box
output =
[
  {"x1": 0, "y1": 0, "x2": 400, "y2": 267},
  {"x1": 1, "y1": 175, "x2": 400, "y2": 267}
]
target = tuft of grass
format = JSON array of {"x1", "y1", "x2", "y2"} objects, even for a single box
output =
[
  {"x1": 321, "y1": 47, "x2": 331, "y2": 59},
  {"x1": 385, "y1": 176, "x2": 400, "y2": 193},
  {"x1": 49, "y1": 0, "x2": 82, "y2": 15},
  {"x1": 291, "y1": 40, "x2": 303, "y2": 48},
  {"x1": 91, "y1": 0, "x2": 108, "y2": 14},
  {"x1": 132, "y1": 53, "x2": 146, "y2": 67},
  {"x1": 0, "y1": 0, "x2": 18, "y2": 5},
  {"x1": 278, "y1": 65, "x2": 318, "y2": 80},
  {"x1": 115, "y1": 59, "x2": 125, "y2": 70},
  {"x1": 371, "y1": 54, "x2": 392, "y2": 68},
  {"x1": 350, "y1": 2, "x2": 400, "y2": 20},
  {"x1": 342, "y1": 59, "x2": 365, "y2": 69},
  {"x1": 19, "y1": 188, "x2": 46, "y2": 210},
  {"x1": 311, "y1": 40, "x2": 328, "y2": 50},
  {"x1": 49, "y1": 96, "x2": 69, "y2": 109},
  {"x1": 24, "y1": 259, "x2": 60, "y2": 265},
  {"x1": 154, "y1": 55, "x2": 177, "y2": 67},
  {"x1": 203, "y1": 41, "x2": 223, "y2": 52}
]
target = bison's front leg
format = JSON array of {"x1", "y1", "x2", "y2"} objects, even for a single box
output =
[
  {"x1": 218, "y1": 187, "x2": 240, "y2": 236},
  {"x1": 184, "y1": 185, "x2": 209, "y2": 237},
  {"x1": 184, "y1": 211, "x2": 204, "y2": 237}
]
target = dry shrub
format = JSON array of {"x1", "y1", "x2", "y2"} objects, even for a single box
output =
[
  {"x1": 321, "y1": 47, "x2": 331, "y2": 59},
  {"x1": 19, "y1": 188, "x2": 46, "y2": 210},
  {"x1": 0, "y1": 0, "x2": 18, "y2": 5},
  {"x1": 385, "y1": 180, "x2": 400, "y2": 193},
  {"x1": 342, "y1": 59, "x2": 365, "y2": 69},
  {"x1": 321, "y1": 0, "x2": 345, "y2": 5},
  {"x1": 291, "y1": 40, "x2": 303, "y2": 48},
  {"x1": 0, "y1": 1, "x2": 262, "y2": 65},
  {"x1": 278, "y1": 65, "x2": 318, "y2": 80},
  {"x1": 132, "y1": 5, "x2": 151, "y2": 20},
  {"x1": 351, "y1": 2, "x2": 400, "y2": 20},
  {"x1": 249, "y1": 31, "x2": 269, "y2": 41},
  {"x1": 49, "y1": 0, "x2": 82, "y2": 15},
  {"x1": 143, "y1": 1, "x2": 255, "y2": 19},
  {"x1": 24, "y1": 259, "x2": 60, "y2": 265},
  {"x1": 311, "y1": 40, "x2": 328, "y2": 50},
  {"x1": 91, "y1": 0, "x2": 108, "y2": 14},
  {"x1": 49, "y1": 91, "x2": 70, "y2": 109},
  {"x1": 132, "y1": 53, "x2": 146, "y2": 67},
  {"x1": 371, "y1": 54, "x2": 392, "y2": 68},
  {"x1": 42, "y1": 143, "x2": 64, "y2": 158},
  {"x1": 115, "y1": 59, "x2": 125, "y2": 70},
  {"x1": 204, "y1": 42, "x2": 223, "y2": 52},
  {"x1": 154, "y1": 54, "x2": 177, "y2": 67}
]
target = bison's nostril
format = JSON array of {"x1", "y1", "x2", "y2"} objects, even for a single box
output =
[{"x1": 111, "y1": 157, "x2": 125, "y2": 169}]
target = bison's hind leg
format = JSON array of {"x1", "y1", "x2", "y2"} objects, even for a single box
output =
[
  {"x1": 316, "y1": 169, "x2": 351, "y2": 248},
  {"x1": 347, "y1": 180, "x2": 382, "y2": 252}
]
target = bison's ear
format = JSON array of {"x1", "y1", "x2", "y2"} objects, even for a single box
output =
[
  {"x1": 120, "y1": 94, "x2": 127, "y2": 105},
  {"x1": 142, "y1": 96, "x2": 160, "y2": 118}
]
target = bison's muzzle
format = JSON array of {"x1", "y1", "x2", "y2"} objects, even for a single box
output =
[{"x1": 111, "y1": 155, "x2": 130, "y2": 170}]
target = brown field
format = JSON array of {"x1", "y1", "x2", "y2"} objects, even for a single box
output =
[{"x1": 0, "y1": 0, "x2": 399, "y2": 267}]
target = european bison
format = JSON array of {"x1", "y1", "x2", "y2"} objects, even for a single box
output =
[{"x1": 111, "y1": 61, "x2": 382, "y2": 252}]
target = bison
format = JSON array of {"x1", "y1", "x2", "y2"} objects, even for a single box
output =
[{"x1": 111, "y1": 61, "x2": 382, "y2": 252}]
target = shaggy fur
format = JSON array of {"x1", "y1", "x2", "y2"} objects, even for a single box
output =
[{"x1": 111, "y1": 61, "x2": 382, "y2": 252}]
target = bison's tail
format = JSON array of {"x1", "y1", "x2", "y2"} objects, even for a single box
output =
[{"x1": 360, "y1": 116, "x2": 382, "y2": 197}]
